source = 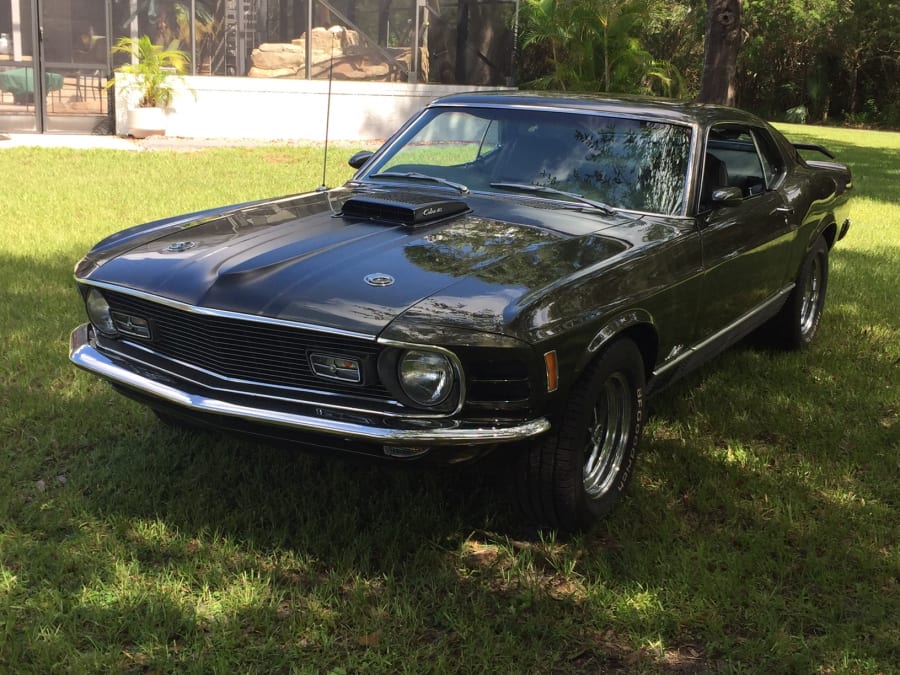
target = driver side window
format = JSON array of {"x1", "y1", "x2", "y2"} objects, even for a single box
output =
[
  {"x1": 751, "y1": 128, "x2": 786, "y2": 188},
  {"x1": 705, "y1": 125, "x2": 768, "y2": 200}
]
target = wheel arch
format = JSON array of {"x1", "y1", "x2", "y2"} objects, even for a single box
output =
[
  {"x1": 582, "y1": 310, "x2": 658, "y2": 381},
  {"x1": 819, "y1": 220, "x2": 838, "y2": 250}
]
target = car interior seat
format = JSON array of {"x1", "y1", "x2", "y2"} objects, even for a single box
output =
[{"x1": 700, "y1": 153, "x2": 730, "y2": 209}]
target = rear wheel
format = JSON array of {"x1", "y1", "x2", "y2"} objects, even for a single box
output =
[
  {"x1": 768, "y1": 236, "x2": 829, "y2": 350},
  {"x1": 514, "y1": 339, "x2": 645, "y2": 532}
]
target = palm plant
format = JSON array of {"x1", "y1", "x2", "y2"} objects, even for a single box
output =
[
  {"x1": 110, "y1": 35, "x2": 188, "y2": 108},
  {"x1": 519, "y1": 0, "x2": 587, "y2": 90},
  {"x1": 519, "y1": 0, "x2": 684, "y2": 96}
]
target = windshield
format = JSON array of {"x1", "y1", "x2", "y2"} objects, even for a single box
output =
[{"x1": 360, "y1": 106, "x2": 693, "y2": 216}]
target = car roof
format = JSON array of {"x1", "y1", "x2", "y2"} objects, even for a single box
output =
[{"x1": 429, "y1": 91, "x2": 765, "y2": 129}]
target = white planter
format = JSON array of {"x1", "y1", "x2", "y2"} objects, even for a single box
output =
[{"x1": 126, "y1": 107, "x2": 167, "y2": 138}]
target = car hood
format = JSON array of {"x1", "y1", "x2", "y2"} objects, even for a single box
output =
[{"x1": 79, "y1": 187, "x2": 636, "y2": 336}]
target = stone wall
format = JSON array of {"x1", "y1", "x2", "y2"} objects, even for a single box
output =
[{"x1": 247, "y1": 26, "x2": 426, "y2": 83}]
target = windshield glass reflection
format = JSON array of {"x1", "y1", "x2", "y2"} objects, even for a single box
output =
[{"x1": 362, "y1": 107, "x2": 692, "y2": 216}]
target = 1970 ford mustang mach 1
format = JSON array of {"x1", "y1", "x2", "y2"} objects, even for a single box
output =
[{"x1": 70, "y1": 92, "x2": 851, "y2": 530}]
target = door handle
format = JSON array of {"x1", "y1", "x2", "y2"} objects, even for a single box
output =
[{"x1": 774, "y1": 206, "x2": 794, "y2": 214}]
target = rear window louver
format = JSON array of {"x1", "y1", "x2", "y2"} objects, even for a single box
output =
[{"x1": 340, "y1": 192, "x2": 470, "y2": 227}]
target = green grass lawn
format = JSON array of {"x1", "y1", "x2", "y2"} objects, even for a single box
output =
[{"x1": 0, "y1": 130, "x2": 897, "y2": 673}]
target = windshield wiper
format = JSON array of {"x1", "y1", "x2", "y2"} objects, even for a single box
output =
[
  {"x1": 370, "y1": 171, "x2": 469, "y2": 194},
  {"x1": 490, "y1": 182, "x2": 616, "y2": 215}
]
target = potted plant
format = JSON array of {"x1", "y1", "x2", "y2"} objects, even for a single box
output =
[{"x1": 110, "y1": 35, "x2": 188, "y2": 138}]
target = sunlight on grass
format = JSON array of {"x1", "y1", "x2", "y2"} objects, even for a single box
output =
[
  {"x1": 0, "y1": 568, "x2": 16, "y2": 593},
  {"x1": 1, "y1": 129, "x2": 897, "y2": 673}
]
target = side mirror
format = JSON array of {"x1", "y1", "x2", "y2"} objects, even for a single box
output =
[
  {"x1": 711, "y1": 186, "x2": 743, "y2": 208},
  {"x1": 348, "y1": 150, "x2": 375, "y2": 170}
]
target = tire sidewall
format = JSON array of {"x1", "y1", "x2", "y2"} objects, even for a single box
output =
[
  {"x1": 796, "y1": 237, "x2": 829, "y2": 347},
  {"x1": 566, "y1": 340, "x2": 646, "y2": 525}
]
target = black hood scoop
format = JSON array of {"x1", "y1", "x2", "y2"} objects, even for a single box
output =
[{"x1": 341, "y1": 191, "x2": 470, "y2": 227}]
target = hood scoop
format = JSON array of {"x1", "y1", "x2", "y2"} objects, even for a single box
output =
[{"x1": 341, "y1": 191, "x2": 470, "y2": 227}]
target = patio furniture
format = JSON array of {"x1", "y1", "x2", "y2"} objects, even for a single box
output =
[
  {"x1": 74, "y1": 36, "x2": 107, "y2": 110},
  {"x1": 0, "y1": 67, "x2": 64, "y2": 109}
]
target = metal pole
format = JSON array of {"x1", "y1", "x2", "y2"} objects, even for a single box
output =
[
  {"x1": 306, "y1": 0, "x2": 313, "y2": 79},
  {"x1": 11, "y1": 0, "x2": 22, "y2": 60},
  {"x1": 32, "y1": 0, "x2": 48, "y2": 131},
  {"x1": 512, "y1": 0, "x2": 519, "y2": 86},
  {"x1": 411, "y1": 0, "x2": 423, "y2": 83},
  {"x1": 236, "y1": 0, "x2": 245, "y2": 73},
  {"x1": 191, "y1": 0, "x2": 197, "y2": 75},
  {"x1": 130, "y1": 0, "x2": 138, "y2": 43}
]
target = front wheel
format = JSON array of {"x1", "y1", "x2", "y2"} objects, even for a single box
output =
[{"x1": 514, "y1": 339, "x2": 645, "y2": 532}]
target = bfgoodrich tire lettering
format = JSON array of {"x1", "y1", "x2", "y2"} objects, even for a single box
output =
[{"x1": 514, "y1": 339, "x2": 645, "y2": 532}]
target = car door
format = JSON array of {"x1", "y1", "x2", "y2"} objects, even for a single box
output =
[{"x1": 695, "y1": 123, "x2": 796, "y2": 339}]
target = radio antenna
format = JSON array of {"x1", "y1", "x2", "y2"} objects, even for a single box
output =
[{"x1": 316, "y1": 32, "x2": 337, "y2": 193}]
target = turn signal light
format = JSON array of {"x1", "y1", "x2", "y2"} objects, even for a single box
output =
[{"x1": 544, "y1": 350, "x2": 559, "y2": 393}]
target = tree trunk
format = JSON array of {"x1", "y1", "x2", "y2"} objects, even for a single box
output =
[
  {"x1": 455, "y1": 0, "x2": 470, "y2": 83},
  {"x1": 698, "y1": 0, "x2": 742, "y2": 105}
]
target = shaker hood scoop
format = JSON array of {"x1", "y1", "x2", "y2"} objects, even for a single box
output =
[{"x1": 340, "y1": 192, "x2": 470, "y2": 227}]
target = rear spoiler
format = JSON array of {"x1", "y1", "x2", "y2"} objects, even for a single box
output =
[{"x1": 792, "y1": 143, "x2": 836, "y2": 160}]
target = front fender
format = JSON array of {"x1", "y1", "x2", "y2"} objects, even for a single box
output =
[{"x1": 578, "y1": 309, "x2": 658, "y2": 377}]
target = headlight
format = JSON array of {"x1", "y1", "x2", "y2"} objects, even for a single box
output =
[
  {"x1": 85, "y1": 288, "x2": 117, "y2": 336},
  {"x1": 398, "y1": 349, "x2": 454, "y2": 406}
]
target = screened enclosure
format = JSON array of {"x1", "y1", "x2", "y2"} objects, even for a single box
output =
[
  {"x1": 0, "y1": 0, "x2": 518, "y2": 133},
  {"x1": 141, "y1": 0, "x2": 520, "y2": 85}
]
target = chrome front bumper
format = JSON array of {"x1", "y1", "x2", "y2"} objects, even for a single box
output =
[{"x1": 69, "y1": 324, "x2": 551, "y2": 447}]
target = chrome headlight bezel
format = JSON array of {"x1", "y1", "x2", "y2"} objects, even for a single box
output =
[
  {"x1": 84, "y1": 288, "x2": 118, "y2": 337},
  {"x1": 377, "y1": 343, "x2": 463, "y2": 413},
  {"x1": 398, "y1": 349, "x2": 455, "y2": 406}
]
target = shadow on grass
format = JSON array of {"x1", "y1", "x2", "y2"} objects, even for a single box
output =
[
  {"x1": 1, "y1": 246, "x2": 514, "y2": 560},
  {"x1": 2, "y1": 242, "x2": 896, "y2": 671}
]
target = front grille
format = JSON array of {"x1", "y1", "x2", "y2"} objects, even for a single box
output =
[
  {"x1": 104, "y1": 290, "x2": 390, "y2": 399},
  {"x1": 460, "y1": 350, "x2": 534, "y2": 412}
]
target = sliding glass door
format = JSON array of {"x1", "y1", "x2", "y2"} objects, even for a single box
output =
[
  {"x1": 0, "y1": 0, "x2": 111, "y2": 133},
  {"x1": 0, "y1": 0, "x2": 39, "y2": 131}
]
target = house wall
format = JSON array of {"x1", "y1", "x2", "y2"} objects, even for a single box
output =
[{"x1": 114, "y1": 76, "x2": 509, "y2": 141}]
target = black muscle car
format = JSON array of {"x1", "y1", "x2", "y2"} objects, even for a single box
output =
[{"x1": 70, "y1": 92, "x2": 852, "y2": 530}]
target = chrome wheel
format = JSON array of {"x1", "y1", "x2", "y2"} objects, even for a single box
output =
[
  {"x1": 799, "y1": 250, "x2": 823, "y2": 337},
  {"x1": 762, "y1": 235, "x2": 829, "y2": 351},
  {"x1": 514, "y1": 339, "x2": 644, "y2": 531},
  {"x1": 583, "y1": 372, "x2": 632, "y2": 498}
]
